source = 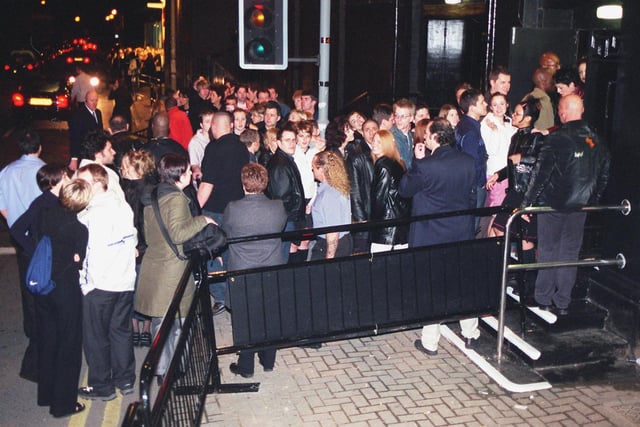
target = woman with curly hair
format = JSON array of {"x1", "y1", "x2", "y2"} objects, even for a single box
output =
[
  {"x1": 370, "y1": 129, "x2": 411, "y2": 253},
  {"x1": 309, "y1": 151, "x2": 352, "y2": 259}
]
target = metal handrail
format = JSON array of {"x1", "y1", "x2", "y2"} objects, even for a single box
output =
[{"x1": 496, "y1": 199, "x2": 631, "y2": 362}]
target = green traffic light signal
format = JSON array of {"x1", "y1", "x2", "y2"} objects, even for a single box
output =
[{"x1": 239, "y1": 0, "x2": 288, "y2": 70}]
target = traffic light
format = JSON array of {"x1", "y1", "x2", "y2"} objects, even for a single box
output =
[{"x1": 239, "y1": 0, "x2": 288, "y2": 70}]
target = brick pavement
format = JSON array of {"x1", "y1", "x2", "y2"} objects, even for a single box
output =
[{"x1": 202, "y1": 311, "x2": 640, "y2": 426}]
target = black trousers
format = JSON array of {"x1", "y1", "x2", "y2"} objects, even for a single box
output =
[
  {"x1": 534, "y1": 211, "x2": 587, "y2": 309},
  {"x1": 35, "y1": 287, "x2": 82, "y2": 416},
  {"x1": 237, "y1": 348, "x2": 277, "y2": 375},
  {"x1": 82, "y1": 289, "x2": 136, "y2": 393},
  {"x1": 17, "y1": 247, "x2": 38, "y2": 380},
  {"x1": 309, "y1": 234, "x2": 353, "y2": 261}
]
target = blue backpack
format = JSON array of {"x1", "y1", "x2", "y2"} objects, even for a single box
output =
[{"x1": 25, "y1": 235, "x2": 56, "y2": 295}]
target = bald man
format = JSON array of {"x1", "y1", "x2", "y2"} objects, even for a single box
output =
[
  {"x1": 144, "y1": 112, "x2": 188, "y2": 166},
  {"x1": 520, "y1": 94, "x2": 610, "y2": 315},
  {"x1": 522, "y1": 68, "x2": 555, "y2": 131},
  {"x1": 69, "y1": 90, "x2": 103, "y2": 170},
  {"x1": 539, "y1": 51, "x2": 561, "y2": 75}
]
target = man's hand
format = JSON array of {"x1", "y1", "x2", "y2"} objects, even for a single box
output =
[{"x1": 68, "y1": 158, "x2": 78, "y2": 171}]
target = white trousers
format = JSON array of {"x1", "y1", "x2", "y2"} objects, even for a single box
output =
[{"x1": 420, "y1": 318, "x2": 480, "y2": 352}]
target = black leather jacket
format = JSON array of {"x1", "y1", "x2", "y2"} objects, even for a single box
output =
[
  {"x1": 265, "y1": 148, "x2": 306, "y2": 222},
  {"x1": 521, "y1": 120, "x2": 610, "y2": 209},
  {"x1": 370, "y1": 157, "x2": 411, "y2": 245},
  {"x1": 496, "y1": 127, "x2": 545, "y2": 194},
  {"x1": 347, "y1": 141, "x2": 374, "y2": 223}
]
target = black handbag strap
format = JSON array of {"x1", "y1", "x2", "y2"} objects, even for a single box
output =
[{"x1": 150, "y1": 187, "x2": 188, "y2": 260}]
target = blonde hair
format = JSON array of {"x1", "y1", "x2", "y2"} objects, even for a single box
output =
[
  {"x1": 372, "y1": 129, "x2": 405, "y2": 171},
  {"x1": 60, "y1": 179, "x2": 92, "y2": 212},
  {"x1": 313, "y1": 151, "x2": 351, "y2": 197},
  {"x1": 121, "y1": 150, "x2": 156, "y2": 179}
]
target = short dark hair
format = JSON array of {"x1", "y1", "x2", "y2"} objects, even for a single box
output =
[
  {"x1": 210, "y1": 84, "x2": 225, "y2": 98},
  {"x1": 429, "y1": 118, "x2": 455, "y2": 147},
  {"x1": 519, "y1": 97, "x2": 542, "y2": 124},
  {"x1": 80, "y1": 130, "x2": 110, "y2": 161},
  {"x1": 36, "y1": 164, "x2": 68, "y2": 192},
  {"x1": 265, "y1": 101, "x2": 281, "y2": 117},
  {"x1": 277, "y1": 121, "x2": 297, "y2": 141},
  {"x1": 158, "y1": 153, "x2": 189, "y2": 183},
  {"x1": 109, "y1": 115, "x2": 128, "y2": 132},
  {"x1": 165, "y1": 96, "x2": 178, "y2": 109},
  {"x1": 459, "y1": 89, "x2": 482, "y2": 114},
  {"x1": 489, "y1": 65, "x2": 510, "y2": 82},
  {"x1": 554, "y1": 67, "x2": 582, "y2": 87},
  {"x1": 241, "y1": 163, "x2": 268, "y2": 193},
  {"x1": 372, "y1": 103, "x2": 393, "y2": 125},
  {"x1": 18, "y1": 129, "x2": 41, "y2": 155}
]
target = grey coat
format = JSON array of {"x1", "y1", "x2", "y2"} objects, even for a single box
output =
[{"x1": 222, "y1": 194, "x2": 287, "y2": 271}]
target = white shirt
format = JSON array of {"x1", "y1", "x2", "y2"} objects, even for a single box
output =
[
  {"x1": 188, "y1": 129, "x2": 210, "y2": 168},
  {"x1": 293, "y1": 145, "x2": 318, "y2": 200},
  {"x1": 481, "y1": 113, "x2": 515, "y2": 175}
]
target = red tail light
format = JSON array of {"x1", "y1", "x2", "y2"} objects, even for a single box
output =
[
  {"x1": 3, "y1": 64, "x2": 9, "y2": 71},
  {"x1": 83, "y1": 57, "x2": 90, "y2": 64},
  {"x1": 12, "y1": 93, "x2": 25, "y2": 107},
  {"x1": 57, "y1": 95, "x2": 69, "y2": 109},
  {"x1": 66, "y1": 56, "x2": 73, "y2": 64},
  {"x1": 26, "y1": 64, "x2": 34, "y2": 71}
]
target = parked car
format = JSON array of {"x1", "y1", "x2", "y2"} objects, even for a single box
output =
[
  {"x1": 11, "y1": 74, "x2": 71, "y2": 122},
  {"x1": 2, "y1": 50, "x2": 40, "y2": 78}
]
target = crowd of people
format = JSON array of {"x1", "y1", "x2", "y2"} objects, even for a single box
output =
[{"x1": 0, "y1": 49, "x2": 611, "y2": 415}]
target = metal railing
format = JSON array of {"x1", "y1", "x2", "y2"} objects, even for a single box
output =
[
  {"x1": 122, "y1": 201, "x2": 630, "y2": 425},
  {"x1": 495, "y1": 199, "x2": 631, "y2": 362}
]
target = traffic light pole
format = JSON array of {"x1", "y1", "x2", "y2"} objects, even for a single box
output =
[{"x1": 317, "y1": 0, "x2": 331, "y2": 134}]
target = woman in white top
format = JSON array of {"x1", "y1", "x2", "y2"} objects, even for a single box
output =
[{"x1": 481, "y1": 93, "x2": 515, "y2": 208}]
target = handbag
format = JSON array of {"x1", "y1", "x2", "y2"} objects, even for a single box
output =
[{"x1": 151, "y1": 187, "x2": 227, "y2": 260}]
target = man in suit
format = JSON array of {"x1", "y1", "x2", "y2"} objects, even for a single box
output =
[
  {"x1": 69, "y1": 90, "x2": 103, "y2": 171},
  {"x1": 222, "y1": 163, "x2": 287, "y2": 378},
  {"x1": 399, "y1": 117, "x2": 479, "y2": 355}
]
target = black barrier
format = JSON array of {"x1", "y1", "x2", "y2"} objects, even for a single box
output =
[{"x1": 226, "y1": 238, "x2": 503, "y2": 348}]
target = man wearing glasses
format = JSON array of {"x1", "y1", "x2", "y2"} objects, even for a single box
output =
[{"x1": 390, "y1": 98, "x2": 416, "y2": 168}]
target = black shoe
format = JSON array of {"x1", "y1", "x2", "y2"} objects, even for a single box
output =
[
  {"x1": 414, "y1": 340, "x2": 437, "y2": 356},
  {"x1": 464, "y1": 338, "x2": 476, "y2": 350},
  {"x1": 52, "y1": 402, "x2": 85, "y2": 418},
  {"x1": 212, "y1": 302, "x2": 226, "y2": 316},
  {"x1": 78, "y1": 386, "x2": 116, "y2": 401},
  {"x1": 119, "y1": 383, "x2": 134, "y2": 395},
  {"x1": 300, "y1": 343, "x2": 322, "y2": 349},
  {"x1": 132, "y1": 332, "x2": 140, "y2": 346},
  {"x1": 538, "y1": 304, "x2": 553, "y2": 312},
  {"x1": 554, "y1": 306, "x2": 569, "y2": 316},
  {"x1": 229, "y1": 363, "x2": 253, "y2": 378}
]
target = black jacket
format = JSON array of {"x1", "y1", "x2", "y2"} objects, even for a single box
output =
[
  {"x1": 347, "y1": 141, "x2": 374, "y2": 224},
  {"x1": 370, "y1": 157, "x2": 411, "y2": 245},
  {"x1": 266, "y1": 148, "x2": 306, "y2": 222},
  {"x1": 521, "y1": 120, "x2": 610, "y2": 209},
  {"x1": 496, "y1": 127, "x2": 545, "y2": 195}
]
